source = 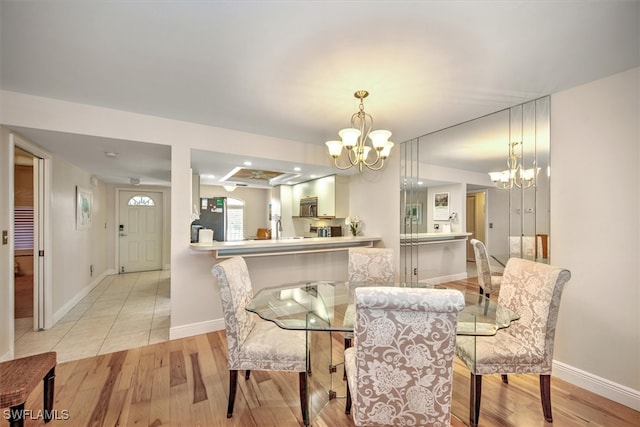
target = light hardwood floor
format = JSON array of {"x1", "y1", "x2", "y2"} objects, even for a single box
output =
[
  {"x1": 13, "y1": 275, "x2": 640, "y2": 426},
  {"x1": 17, "y1": 328, "x2": 640, "y2": 426},
  {"x1": 18, "y1": 331, "x2": 640, "y2": 427}
]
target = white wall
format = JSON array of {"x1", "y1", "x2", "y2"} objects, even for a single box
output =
[
  {"x1": 48, "y1": 155, "x2": 110, "y2": 321},
  {"x1": 347, "y1": 159, "x2": 401, "y2": 280},
  {"x1": 551, "y1": 68, "x2": 639, "y2": 406}
]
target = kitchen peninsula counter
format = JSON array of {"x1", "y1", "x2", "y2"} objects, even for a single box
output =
[
  {"x1": 400, "y1": 232, "x2": 471, "y2": 245},
  {"x1": 191, "y1": 236, "x2": 382, "y2": 258}
]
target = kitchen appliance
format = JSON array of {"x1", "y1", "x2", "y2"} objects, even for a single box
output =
[
  {"x1": 196, "y1": 197, "x2": 227, "y2": 242},
  {"x1": 300, "y1": 197, "x2": 318, "y2": 217},
  {"x1": 317, "y1": 226, "x2": 331, "y2": 237},
  {"x1": 190, "y1": 223, "x2": 204, "y2": 243}
]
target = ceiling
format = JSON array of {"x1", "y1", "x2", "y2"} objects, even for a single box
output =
[{"x1": 1, "y1": 1, "x2": 638, "y2": 187}]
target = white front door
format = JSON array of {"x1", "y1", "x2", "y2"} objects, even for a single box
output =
[{"x1": 118, "y1": 190, "x2": 162, "y2": 273}]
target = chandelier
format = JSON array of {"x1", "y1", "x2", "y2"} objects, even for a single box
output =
[
  {"x1": 488, "y1": 141, "x2": 539, "y2": 189},
  {"x1": 325, "y1": 90, "x2": 394, "y2": 171}
]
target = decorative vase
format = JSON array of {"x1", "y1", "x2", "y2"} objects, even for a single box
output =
[{"x1": 350, "y1": 225, "x2": 358, "y2": 236}]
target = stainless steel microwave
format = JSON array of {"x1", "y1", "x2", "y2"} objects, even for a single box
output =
[{"x1": 300, "y1": 197, "x2": 318, "y2": 217}]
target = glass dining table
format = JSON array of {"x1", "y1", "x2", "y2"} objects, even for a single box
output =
[{"x1": 245, "y1": 280, "x2": 519, "y2": 426}]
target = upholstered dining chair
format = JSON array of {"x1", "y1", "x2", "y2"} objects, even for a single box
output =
[
  {"x1": 455, "y1": 258, "x2": 571, "y2": 427},
  {"x1": 343, "y1": 247, "x2": 395, "y2": 350},
  {"x1": 470, "y1": 238, "x2": 502, "y2": 299},
  {"x1": 212, "y1": 256, "x2": 308, "y2": 424},
  {"x1": 344, "y1": 287, "x2": 465, "y2": 426}
]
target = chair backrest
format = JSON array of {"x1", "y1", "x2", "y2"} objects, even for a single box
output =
[
  {"x1": 470, "y1": 238, "x2": 497, "y2": 294},
  {"x1": 351, "y1": 287, "x2": 465, "y2": 426},
  {"x1": 211, "y1": 256, "x2": 255, "y2": 369},
  {"x1": 347, "y1": 247, "x2": 395, "y2": 282},
  {"x1": 499, "y1": 258, "x2": 571, "y2": 371}
]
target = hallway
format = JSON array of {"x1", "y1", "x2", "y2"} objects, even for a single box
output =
[{"x1": 14, "y1": 270, "x2": 170, "y2": 363}]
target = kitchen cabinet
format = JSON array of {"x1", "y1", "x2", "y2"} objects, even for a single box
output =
[
  {"x1": 291, "y1": 180, "x2": 314, "y2": 216},
  {"x1": 291, "y1": 175, "x2": 349, "y2": 218}
]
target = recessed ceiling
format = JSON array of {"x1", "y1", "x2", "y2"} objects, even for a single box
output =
[{"x1": 1, "y1": 1, "x2": 637, "y2": 186}]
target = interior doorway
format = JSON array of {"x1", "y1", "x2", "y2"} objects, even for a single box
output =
[
  {"x1": 12, "y1": 137, "x2": 51, "y2": 333},
  {"x1": 14, "y1": 148, "x2": 34, "y2": 320},
  {"x1": 466, "y1": 191, "x2": 487, "y2": 263}
]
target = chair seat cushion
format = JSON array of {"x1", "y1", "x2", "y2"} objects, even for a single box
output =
[
  {"x1": 456, "y1": 331, "x2": 546, "y2": 375},
  {"x1": 237, "y1": 321, "x2": 307, "y2": 372}
]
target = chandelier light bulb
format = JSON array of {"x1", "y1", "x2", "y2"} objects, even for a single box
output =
[
  {"x1": 368, "y1": 129, "x2": 392, "y2": 150},
  {"x1": 380, "y1": 141, "x2": 394, "y2": 158},
  {"x1": 325, "y1": 140, "x2": 344, "y2": 157},
  {"x1": 339, "y1": 128, "x2": 361, "y2": 149}
]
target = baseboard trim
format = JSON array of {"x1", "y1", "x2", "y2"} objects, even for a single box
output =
[
  {"x1": 419, "y1": 272, "x2": 468, "y2": 286},
  {"x1": 52, "y1": 271, "x2": 109, "y2": 325},
  {"x1": 553, "y1": 360, "x2": 640, "y2": 411},
  {"x1": 170, "y1": 318, "x2": 225, "y2": 340}
]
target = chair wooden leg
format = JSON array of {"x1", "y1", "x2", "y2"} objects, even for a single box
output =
[
  {"x1": 345, "y1": 380, "x2": 352, "y2": 415},
  {"x1": 244, "y1": 370, "x2": 251, "y2": 380},
  {"x1": 43, "y1": 366, "x2": 56, "y2": 423},
  {"x1": 299, "y1": 372, "x2": 309, "y2": 426},
  {"x1": 343, "y1": 337, "x2": 351, "y2": 381},
  {"x1": 501, "y1": 374, "x2": 509, "y2": 384},
  {"x1": 8, "y1": 402, "x2": 25, "y2": 427},
  {"x1": 540, "y1": 374, "x2": 553, "y2": 422},
  {"x1": 470, "y1": 374, "x2": 482, "y2": 427},
  {"x1": 227, "y1": 370, "x2": 238, "y2": 418}
]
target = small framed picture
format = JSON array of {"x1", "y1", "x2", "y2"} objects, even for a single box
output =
[
  {"x1": 405, "y1": 202, "x2": 423, "y2": 225},
  {"x1": 76, "y1": 186, "x2": 93, "y2": 229},
  {"x1": 433, "y1": 192, "x2": 450, "y2": 221}
]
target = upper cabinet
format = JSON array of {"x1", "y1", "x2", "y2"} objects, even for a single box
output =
[{"x1": 292, "y1": 175, "x2": 349, "y2": 218}]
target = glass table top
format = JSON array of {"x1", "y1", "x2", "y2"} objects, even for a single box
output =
[{"x1": 246, "y1": 280, "x2": 519, "y2": 336}]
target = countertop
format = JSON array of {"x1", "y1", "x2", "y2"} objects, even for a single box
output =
[
  {"x1": 400, "y1": 232, "x2": 471, "y2": 243},
  {"x1": 191, "y1": 235, "x2": 382, "y2": 258}
]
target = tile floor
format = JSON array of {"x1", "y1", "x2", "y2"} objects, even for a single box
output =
[{"x1": 14, "y1": 270, "x2": 170, "y2": 363}]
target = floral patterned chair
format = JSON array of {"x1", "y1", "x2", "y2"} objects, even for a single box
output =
[
  {"x1": 344, "y1": 287, "x2": 465, "y2": 426},
  {"x1": 455, "y1": 258, "x2": 571, "y2": 427},
  {"x1": 470, "y1": 238, "x2": 503, "y2": 299},
  {"x1": 343, "y1": 247, "x2": 395, "y2": 350},
  {"x1": 212, "y1": 257, "x2": 308, "y2": 424}
]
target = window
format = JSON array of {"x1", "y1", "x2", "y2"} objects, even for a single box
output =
[
  {"x1": 226, "y1": 197, "x2": 245, "y2": 241},
  {"x1": 14, "y1": 206, "x2": 34, "y2": 250},
  {"x1": 128, "y1": 195, "x2": 155, "y2": 206}
]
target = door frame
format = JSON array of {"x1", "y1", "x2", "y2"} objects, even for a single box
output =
[
  {"x1": 12, "y1": 133, "x2": 54, "y2": 332},
  {"x1": 115, "y1": 187, "x2": 169, "y2": 273}
]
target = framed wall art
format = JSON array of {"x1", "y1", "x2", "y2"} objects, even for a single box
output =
[
  {"x1": 76, "y1": 186, "x2": 93, "y2": 229},
  {"x1": 405, "y1": 202, "x2": 423, "y2": 225},
  {"x1": 433, "y1": 192, "x2": 450, "y2": 221}
]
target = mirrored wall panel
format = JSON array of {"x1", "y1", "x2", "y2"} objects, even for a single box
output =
[{"x1": 400, "y1": 97, "x2": 550, "y2": 284}]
